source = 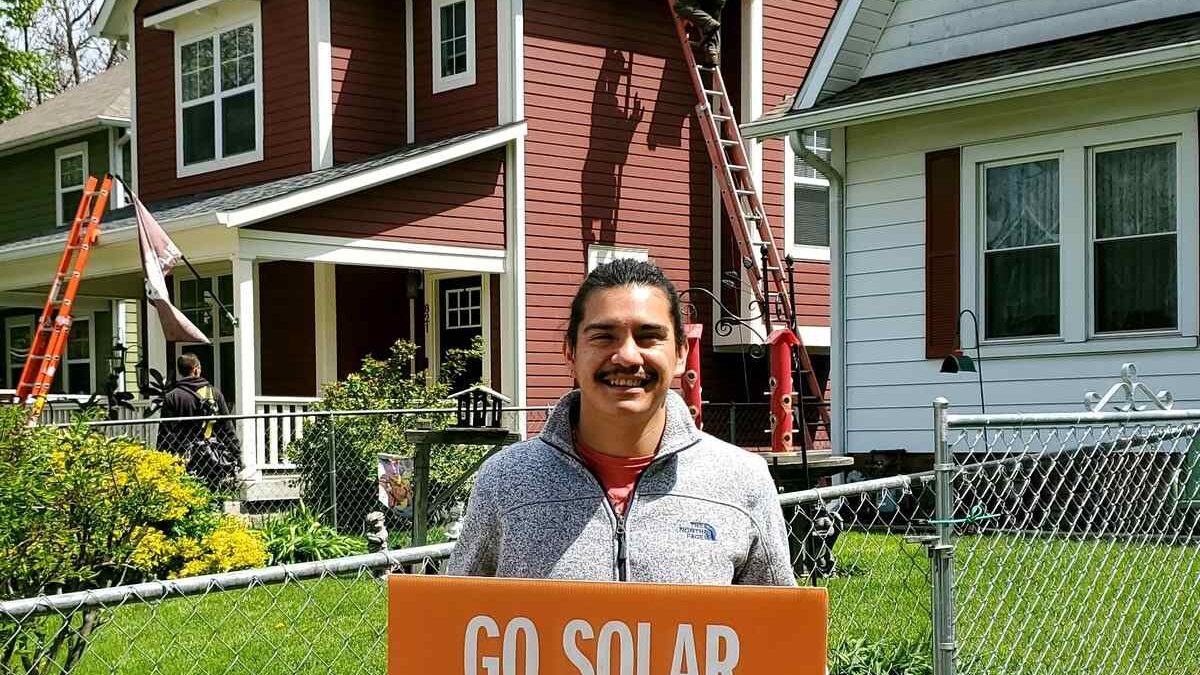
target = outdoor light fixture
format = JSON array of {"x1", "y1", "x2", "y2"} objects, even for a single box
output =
[{"x1": 940, "y1": 309, "x2": 986, "y2": 415}]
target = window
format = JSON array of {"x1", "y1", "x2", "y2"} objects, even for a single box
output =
[
  {"x1": 791, "y1": 129, "x2": 831, "y2": 255},
  {"x1": 177, "y1": 20, "x2": 261, "y2": 176},
  {"x1": 55, "y1": 143, "x2": 88, "y2": 226},
  {"x1": 5, "y1": 316, "x2": 32, "y2": 389},
  {"x1": 176, "y1": 274, "x2": 236, "y2": 402},
  {"x1": 587, "y1": 245, "x2": 648, "y2": 272},
  {"x1": 1092, "y1": 142, "x2": 1177, "y2": 333},
  {"x1": 962, "y1": 114, "x2": 1196, "y2": 349},
  {"x1": 5, "y1": 315, "x2": 91, "y2": 394},
  {"x1": 445, "y1": 286, "x2": 481, "y2": 329},
  {"x1": 982, "y1": 157, "x2": 1061, "y2": 339},
  {"x1": 432, "y1": 0, "x2": 475, "y2": 93},
  {"x1": 64, "y1": 318, "x2": 92, "y2": 395}
]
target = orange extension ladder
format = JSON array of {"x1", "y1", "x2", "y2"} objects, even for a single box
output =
[
  {"x1": 15, "y1": 174, "x2": 113, "y2": 422},
  {"x1": 667, "y1": 4, "x2": 831, "y2": 451}
]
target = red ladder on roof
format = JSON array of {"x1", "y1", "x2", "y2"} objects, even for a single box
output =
[
  {"x1": 667, "y1": 3, "x2": 831, "y2": 452},
  {"x1": 15, "y1": 174, "x2": 113, "y2": 423}
]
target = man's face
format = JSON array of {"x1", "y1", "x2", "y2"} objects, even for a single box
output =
[{"x1": 564, "y1": 284, "x2": 687, "y2": 420}]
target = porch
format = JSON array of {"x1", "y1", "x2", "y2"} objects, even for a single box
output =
[{"x1": 0, "y1": 224, "x2": 516, "y2": 501}]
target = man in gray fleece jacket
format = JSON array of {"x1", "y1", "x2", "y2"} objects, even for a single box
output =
[{"x1": 448, "y1": 260, "x2": 795, "y2": 586}]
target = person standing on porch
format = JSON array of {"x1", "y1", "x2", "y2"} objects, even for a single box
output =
[
  {"x1": 157, "y1": 353, "x2": 240, "y2": 491},
  {"x1": 448, "y1": 259, "x2": 794, "y2": 585}
]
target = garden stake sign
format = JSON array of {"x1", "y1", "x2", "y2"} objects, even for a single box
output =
[{"x1": 388, "y1": 576, "x2": 826, "y2": 674}]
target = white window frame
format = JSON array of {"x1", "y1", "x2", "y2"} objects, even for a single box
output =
[
  {"x1": 174, "y1": 8, "x2": 264, "y2": 178},
  {"x1": 785, "y1": 129, "x2": 832, "y2": 261},
  {"x1": 431, "y1": 0, "x2": 476, "y2": 94},
  {"x1": 978, "y1": 152, "x2": 1065, "y2": 341},
  {"x1": 587, "y1": 244, "x2": 648, "y2": 272},
  {"x1": 960, "y1": 114, "x2": 1199, "y2": 356},
  {"x1": 110, "y1": 128, "x2": 132, "y2": 208},
  {"x1": 55, "y1": 142, "x2": 88, "y2": 227},
  {"x1": 1087, "y1": 138, "x2": 1182, "y2": 338},
  {"x1": 4, "y1": 315, "x2": 34, "y2": 389},
  {"x1": 444, "y1": 286, "x2": 482, "y2": 330}
]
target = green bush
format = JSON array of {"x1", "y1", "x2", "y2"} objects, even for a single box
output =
[
  {"x1": 288, "y1": 339, "x2": 490, "y2": 535},
  {"x1": 259, "y1": 506, "x2": 366, "y2": 564},
  {"x1": 828, "y1": 637, "x2": 933, "y2": 675},
  {"x1": 0, "y1": 405, "x2": 266, "y2": 674}
]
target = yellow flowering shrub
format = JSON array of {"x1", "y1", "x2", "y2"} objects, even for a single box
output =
[{"x1": 1, "y1": 405, "x2": 270, "y2": 673}]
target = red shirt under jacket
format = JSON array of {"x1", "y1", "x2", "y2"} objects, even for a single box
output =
[{"x1": 575, "y1": 440, "x2": 656, "y2": 516}]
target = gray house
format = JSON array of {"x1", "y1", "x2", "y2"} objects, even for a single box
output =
[{"x1": 746, "y1": 1, "x2": 1200, "y2": 456}]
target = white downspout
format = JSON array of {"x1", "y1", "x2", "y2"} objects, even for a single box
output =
[{"x1": 789, "y1": 129, "x2": 846, "y2": 454}]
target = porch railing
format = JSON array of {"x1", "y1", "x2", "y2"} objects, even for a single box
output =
[{"x1": 254, "y1": 396, "x2": 320, "y2": 470}]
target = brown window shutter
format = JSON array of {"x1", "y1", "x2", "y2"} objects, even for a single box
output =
[{"x1": 925, "y1": 148, "x2": 961, "y2": 359}]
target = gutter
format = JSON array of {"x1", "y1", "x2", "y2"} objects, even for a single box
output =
[
  {"x1": 0, "y1": 117, "x2": 130, "y2": 158},
  {"x1": 744, "y1": 39, "x2": 1200, "y2": 139},
  {"x1": 790, "y1": 129, "x2": 847, "y2": 455}
]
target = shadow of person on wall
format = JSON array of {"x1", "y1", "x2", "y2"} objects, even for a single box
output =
[{"x1": 581, "y1": 48, "x2": 644, "y2": 251}]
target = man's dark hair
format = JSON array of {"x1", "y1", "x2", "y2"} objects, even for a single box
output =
[
  {"x1": 565, "y1": 258, "x2": 685, "y2": 349},
  {"x1": 177, "y1": 353, "x2": 202, "y2": 377}
]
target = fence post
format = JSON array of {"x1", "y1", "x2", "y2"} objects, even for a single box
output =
[
  {"x1": 412, "y1": 441, "x2": 432, "y2": 547},
  {"x1": 328, "y1": 417, "x2": 339, "y2": 532},
  {"x1": 931, "y1": 397, "x2": 957, "y2": 675}
]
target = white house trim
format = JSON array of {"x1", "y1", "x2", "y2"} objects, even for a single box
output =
[
  {"x1": 143, "y1": 0, "x2": 257, "y2": 28},
  {"x1": 794, "y1": 0, "x2": 865, "y2": 110},
  {"x1": 496, "y1": 0, "x2": 512, "y2": 124},
  {"x1": 431, "y1": 0, "x2": 477, "y2": 94},
  {"x1": 308, "y1": 0, "x2": 333, "y2": 170},
  {"x1": 54, "y1": 142, "x2": 88, "y2": 228},
  {"x1": 405, "y1": 0, "x2": 415, "y2": 144},
  {"x1": 222, "y1": 121, "x2": 526, "y2": 227},
  {"x1": 0, "y1": 118, "x2": 127, "y2": 158},
  {"x1": 171, "y1": 4, "x2": 265, "y2": 178},
  {"x1": 744, "y1": 41, "x2": 1200, "y2": 139},
  {"x1": 238, "y1": 229, "x2": 506, "y2": 273},
  {"x1": 423, "y1": 270, "x2": 491, "y2": 386}
]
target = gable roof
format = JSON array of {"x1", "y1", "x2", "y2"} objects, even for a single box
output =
[
  {"x1": 0, "y1": 62, "x2": 130, "y2": 155},
  {"x1": 0, "y1": 122, "x2": 526, "y2": 261},
  {"x1": 744, "y1": 12, "x2": 1200, "y2": 138},
  {"x1": 792, "y1": 0, "x2": 1200, "y2": 113}
]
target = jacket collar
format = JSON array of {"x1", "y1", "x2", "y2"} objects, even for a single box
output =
[{"x1": 539, "y1": 389, "x2": 701, "y2": 458}]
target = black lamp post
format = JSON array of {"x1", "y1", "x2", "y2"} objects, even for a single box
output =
[{"x1": 940, "y1": 308, "x2": 986, "y2": 415}]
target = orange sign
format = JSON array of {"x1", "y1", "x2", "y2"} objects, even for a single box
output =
[{"x1": 388, "y1": 576, "x2": 827, "y2": 675}]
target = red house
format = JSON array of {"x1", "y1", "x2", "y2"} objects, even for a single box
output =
[{"x1": 2, "y1": 0, "x2": 834, "y2": 483}]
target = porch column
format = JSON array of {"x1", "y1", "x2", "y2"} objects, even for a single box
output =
[
  {"x1": 146, "y1": 299, "x2": 168, "y2": 385},
  {"x1": 232, "y1": 256, "x2": 259, "y2": 478},
  {"x1": 313, "y1": 262, "x2": 338, "y2": 392}
]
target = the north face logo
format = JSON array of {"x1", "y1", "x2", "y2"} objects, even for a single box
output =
[{"x1": 680, "y1": 521, "x2": 717, "y2": 541}]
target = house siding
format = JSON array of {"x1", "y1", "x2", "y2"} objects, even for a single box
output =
[
  {"x1": 249, "y1": 149, "x2": 505, "y2": 248},
  {"x1": 839, "y1": 67, "x2": 1200, "y2": 454},
  {"x1": 330, "y1": 0, "x2": 407, "y2": 163},
  {"x1": 762, "y1": 0, "x2": 835, "y2": 331},
  {"x1": 523, "y1": 0, "x2": 717, "y2": 406},
  {"x1": 863, "y1": 0, "x2": 1197, "y2": 78},
  {"x1": 134, "y1": 0, "x2": 312, "y2": 201},
  {"x1": 0, "y1": 130, "x2": 111, "y2": 245},
  {"x1": 412, "y1": 0, "x2": 498, "y2": 143}
]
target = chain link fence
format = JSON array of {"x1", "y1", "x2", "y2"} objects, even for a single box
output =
[
  {"x1": 1, "y1": 478, "x2": 935, "y2": 675},
  {"x1": 944, "y1": 409, "x2": 1200, "y2": 675}
]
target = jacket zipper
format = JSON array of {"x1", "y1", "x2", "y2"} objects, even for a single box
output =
[{"x1": 545, "y1": 437, "x2": 695, "y2": 581}]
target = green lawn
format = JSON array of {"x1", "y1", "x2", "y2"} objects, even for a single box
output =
[{"x1": 62, "y1": 532, "x2": 1198, "y2": 674}]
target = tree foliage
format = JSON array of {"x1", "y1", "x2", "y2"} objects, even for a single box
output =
[{"x1": 0, "y1": 0, "x2": 54, "y2": 120}]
